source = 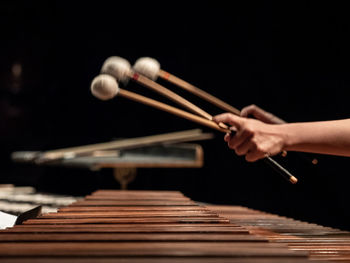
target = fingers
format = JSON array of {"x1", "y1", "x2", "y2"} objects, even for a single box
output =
[
  {"x1": 241, "y1": 104, "x2": 286, "y2": 124},
  {"x1": 227, "y1": 128, "x2": 253, "y2": 150},
  {"x1": 240, "y1": 104, "x2": 259, "y2": 118},
  {"x1": 216, "y1": 111, "x2": 281, "y2": 162},
  {"x1": 235, "y1": 138, "x2": 256, "y2": 156},
  {"x1": 215, "y1": 113, "x2": 251, "y2": 151},
  {"x1": 213, "y1": 113, "x2": 244, "y2": 129},
  {"x1": 245, "y1": 150, "x2": 267, "y2": 162},
  {"x1": 241, "y1": 104, "x2": 270, "y2": 122},
  {"x1": 224, "y1": 133, "x2": 231, "y2": 142},
  {"x1": 227, "y1": 133, "x2": 266, "y2": 162},
  {"x1": 214, "y1": 112, "x2": 281, "y2": 162},
  {"x1": 215, "y1": 114, "x2": 253, "y2": 150}
]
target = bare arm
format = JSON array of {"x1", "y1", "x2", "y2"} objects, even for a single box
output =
[
  {"x1": 213, "y1": 113, "x2": 350, "y2": 162},
  {"x1": 281, "y1": 119, "x2": 350, "y2": 156}
]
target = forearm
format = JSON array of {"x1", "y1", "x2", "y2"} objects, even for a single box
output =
[{"x1": 281, "y1": 119, "x2": 350, "y2": 156}]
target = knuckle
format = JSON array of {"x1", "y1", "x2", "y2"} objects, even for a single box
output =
[
  {"x1": 245, "y1": 128, "x2": 254, "y2": 137},
  {"x1": 235, "y1": 147, "x2": 244, "y2": 155},
  {"x1": 255, "y1": 145, "x2": 265, "y2": 154},
  {"x1": 245, "y1": 153, "x2": 256, "y2": 162},
  {"x1": 248, "y1": 104, "x2": 257, "y2": 114},
  {"x1": 250, "y1": 138, "x2": 259, "y2": 148},
  {"x1": 235, "y1": 149, "x2": 244, "y2": 156},
  {"x1": 228, "y1": 141, "x2": 236, "y2": 149},
  {"x1": 227, "y1": 141, "x2": 234, "y2": 149}
]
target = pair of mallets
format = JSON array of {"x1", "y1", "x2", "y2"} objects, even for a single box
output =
[{"x1": 91, "y1": 57, "x2": 297, "y2": 184}]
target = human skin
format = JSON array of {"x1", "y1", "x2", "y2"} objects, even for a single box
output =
[{"x1": 213, "y1": 111, "x2": 350, "y2": 162}]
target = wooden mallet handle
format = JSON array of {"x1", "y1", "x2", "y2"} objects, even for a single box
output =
[
  {"x1": 129, "y1": 72, "x2": 229, "y2": 130},
  {"x1": 119, "y1": 88, "x2": 230, "y2": 133},
  {"x1": 159, "y1": 69, "x2": 241, "y2": 115},
  {"x1": 130, "y1": 72, "x2": 212, "y2": 120},
  {"x1": 119, "y1": 88, "x2": 297, "y2": 184}
]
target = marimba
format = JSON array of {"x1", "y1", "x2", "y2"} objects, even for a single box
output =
[
  {"x1": 11, "y1": 129, "x2": 209, "y2": 190},
  {"x1": 0, "y1": 190, "x2": 349, "y2": 262}
]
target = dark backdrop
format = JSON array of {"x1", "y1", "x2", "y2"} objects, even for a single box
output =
[{"x1": 1, "y1": 1, "x2": 350, "y2": 230}]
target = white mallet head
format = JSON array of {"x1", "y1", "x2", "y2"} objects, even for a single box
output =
[
  {"x1": 101, "y1": 56, "x2": 131, "y2": 83},
  {"x1": 133, "y1": 57, "x2": 160, "y2": 81},
  {"x1": 90, "y1": 74, "x2": 119, "y2": 100}
]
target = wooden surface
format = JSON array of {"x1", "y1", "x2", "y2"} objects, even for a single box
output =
[
  {"x1": 11, "y1": 129, "x2": 212, "y2": 167},
  {"x1": 159, "y1": 69, "x2": 241, "y2": 115},
  {"x1": 56, "y1": 143, "x2": 204, "y2": 169},
  {"x1": 119, "y1": 88, "x2": 230, "y2": 133},
  {"x1": 41, "y1": 129, "x2": 208, "y2": 162},
  {"x1": 207, "y1": 205, "x2": 350, "y2": 262},
  {"x1": 132, "y1": 72, "x2": 214, "y2": 121},
  {"x1": 1, "y1": 189, "x2": 348, "y2": 262}
]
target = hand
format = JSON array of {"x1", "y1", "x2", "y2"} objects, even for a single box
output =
[
  {"x1": 241, "y1": 104, "x2": 285, "y2": 124},
  {"x1": 213, "y1": 113, "x2": 286, "y2": 162}
]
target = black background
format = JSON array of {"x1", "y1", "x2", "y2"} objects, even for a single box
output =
[{"x1": 1, "y1": 1, "x2": 350, "y2": 230}]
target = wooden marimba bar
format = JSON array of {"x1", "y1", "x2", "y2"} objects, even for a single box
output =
[
  {"x1": 208, "y1": 205, "x2": 350, "y2": 262},
  {"x1": 0, "y1": 190, "x2": 348, "y2": 262}
]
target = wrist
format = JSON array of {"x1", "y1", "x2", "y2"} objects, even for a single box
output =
[{"x1": 277, "y1": 124, "x2": 296, "y2": 151}]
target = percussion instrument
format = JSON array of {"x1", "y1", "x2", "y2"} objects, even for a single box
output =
[
  {"x1": 11, "y1": 129, "x2": 209, "y2": 190},
  {"x1": 1, "y1": 189, "x2": 349, "y2": 262}
]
